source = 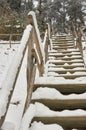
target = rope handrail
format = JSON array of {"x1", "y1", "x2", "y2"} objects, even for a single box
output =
[{"x1": 0, "y1": 11, "x2": 49, "y2": 128}]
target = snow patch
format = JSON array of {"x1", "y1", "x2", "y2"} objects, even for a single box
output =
[
  {"x1": 32, "y1": 87, "x2": 86, "y2": 100},
  {"x1": 29, "y1": 121, "x2": 63, "y2": 130},
  {"x1": 0, "y1": 25, "x2": 32, "y2": 118}
]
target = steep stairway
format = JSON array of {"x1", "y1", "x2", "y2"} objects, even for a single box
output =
[{"x1": 31, "y1": 34, "x2": 86, "y2": 130}]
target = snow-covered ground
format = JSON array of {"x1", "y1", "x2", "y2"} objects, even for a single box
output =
[
  {"x1": 0, "y1": 42, "x2": 27, "y2": 129},
  {"x1": 0, "y1": 43, "x2": 19, "y2": 87},
  {"x1": 0, "y1": 23, "x2": 32, "y2": 130},
  {"x1": 0, "y1": 42, "x2": 27, "y2": 130}
]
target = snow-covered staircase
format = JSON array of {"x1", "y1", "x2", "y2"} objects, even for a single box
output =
[{"x1": 31, "y1": 34, "x2": 86, "y2": 129}]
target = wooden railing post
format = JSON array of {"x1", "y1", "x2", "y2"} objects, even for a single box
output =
[
  {"x1": 9, "y1": 34, "x2": 12, "y2": 47},
  {"x1": 43, "y1": 24, "x2": 49, "y2": 63}
]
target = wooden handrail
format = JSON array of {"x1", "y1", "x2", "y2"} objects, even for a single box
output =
[
  {"x1": 28, "y1": 11, "x2": 45, "y2": 76},
  {"x1": 43, "y1": 29, "x2": 49, "y2": 63},
  {"x1": 0, "y1": 11, "x2": 49, "y2": 128}
]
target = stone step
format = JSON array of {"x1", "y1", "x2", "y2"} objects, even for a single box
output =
[{"x1": 34, "y1": 77, "x2": 86, "y2": 94}]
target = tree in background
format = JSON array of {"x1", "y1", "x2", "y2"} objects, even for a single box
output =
[
  {"x1": 0, "y1": 0, "x2": 24, "y2": 34},
  {"x1": 47, "y1": 0, "x2": 86, "y2": 33},
  {"x1": 0, "y1": 0, "x2": 34, "y2": 34},
  {"x1": 34, "y1": 0, "x2": 48, "y2": 32},
  {"x1": 7, "y1": 0, "x2": 21, "y2": 12},
  {"x1": 0, "y1": 0, "x2": 86, "y2": 34},
  {"x1": 67, "y1": 0, "x2": 85, "y2": 30}
]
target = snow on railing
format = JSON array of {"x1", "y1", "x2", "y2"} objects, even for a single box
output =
[
  {"x1": 43, "y1": 30, "x2": 49, "y2": 63},
  {"x1": 0, "y1": 11, "x2": 49, "y2": 128},
  {"x1": 42, "y1": 23, "x2": 51, "y2": 63}
]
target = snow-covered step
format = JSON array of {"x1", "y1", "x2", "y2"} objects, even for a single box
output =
[
  {"x1": 53, "y1": 42, "x2": 74, "y2": 46},
  {"x1": 49, "y1": 52, "x2": 81, "y2": 55},
  {"x1": 29, "y1": 34, "x2": 86, "y2": 130},
  {"x1": 29, "y1": 122, "x2": 63, "y2": 130},
  {"x1": 31, "y1": 103, "x2": 86, "y2": 129},
  {"x1": 53, "y1": 46, "x2": 74, "y2": 50},
  {"x1": 52, "y1": 41, "x2": 74, "y2": 44},
  {"x1": 48, "y1": 54, "x2": 82, "y2": 58},
  {"x1": 48, "y1": 64, "x2": 84, "y2": 69},
  {"x1": 53, "y1": 43, "x2": 74, "y2": 46},
  {"x1": 57, "y1": 38, "x2": 73, "y2": 40},
  {"x1": 48, "y1": 51, "x2": 80, "y2": 55},
  {"x1": 48, "y1": 56, "x2": 82, "y2": 60},
  {"x1": 49, "y1": 60, "x2": 83, "y2": 65},
  {"x1": 32, "y1": 88, "x2": 86, "y2": 111},
  {"x1": 49, "y1": 51, "x2": 81, "y2": 55},
  {"x1": 52, "y1": 39, "x2": 73, "y2": 42},
  {"x1": 33, "y1": 113, "x2": 86, "y2": 128},
  {"x1": 48, "y1": 49, "x2": 80, "y2": 53},
  {"x1": 48, "y1": 55, "x2": 82, "y2": 59},
  {"x1": 52, "y1": 39, "x2": 73, "y2": 41},
  {"x1": 48, "y1": 68, "x2": 86, "y2": 74},
  {"x1": 32, "y1": 98, "x2": 86, "y2": 111},
  {"x1": 52, "y1": 46, "x2": 74, "y2": 49},
  {"x1": 47, "y1": 72, "x2": 86, "y2": 79},
  {"x1": 34, "y1": 77, "x2": 86, "y2": 94},
  {"x1": 55, "y1": 36, "x2": 73, "y2": 39},
  {"x1": 52, "y1": 40, "x2": 74, "y2": 43}
]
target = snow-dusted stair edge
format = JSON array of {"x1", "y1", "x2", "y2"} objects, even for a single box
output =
[
  {"x1": 32, "y1": 87, "x2": 86, "y2": 100},
  {"x1": 20, "y1": 102, "x2": 86, "y2": 130},
  {"x1": 34, "y1": 77, "x2": 86, "y2": 84}
]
